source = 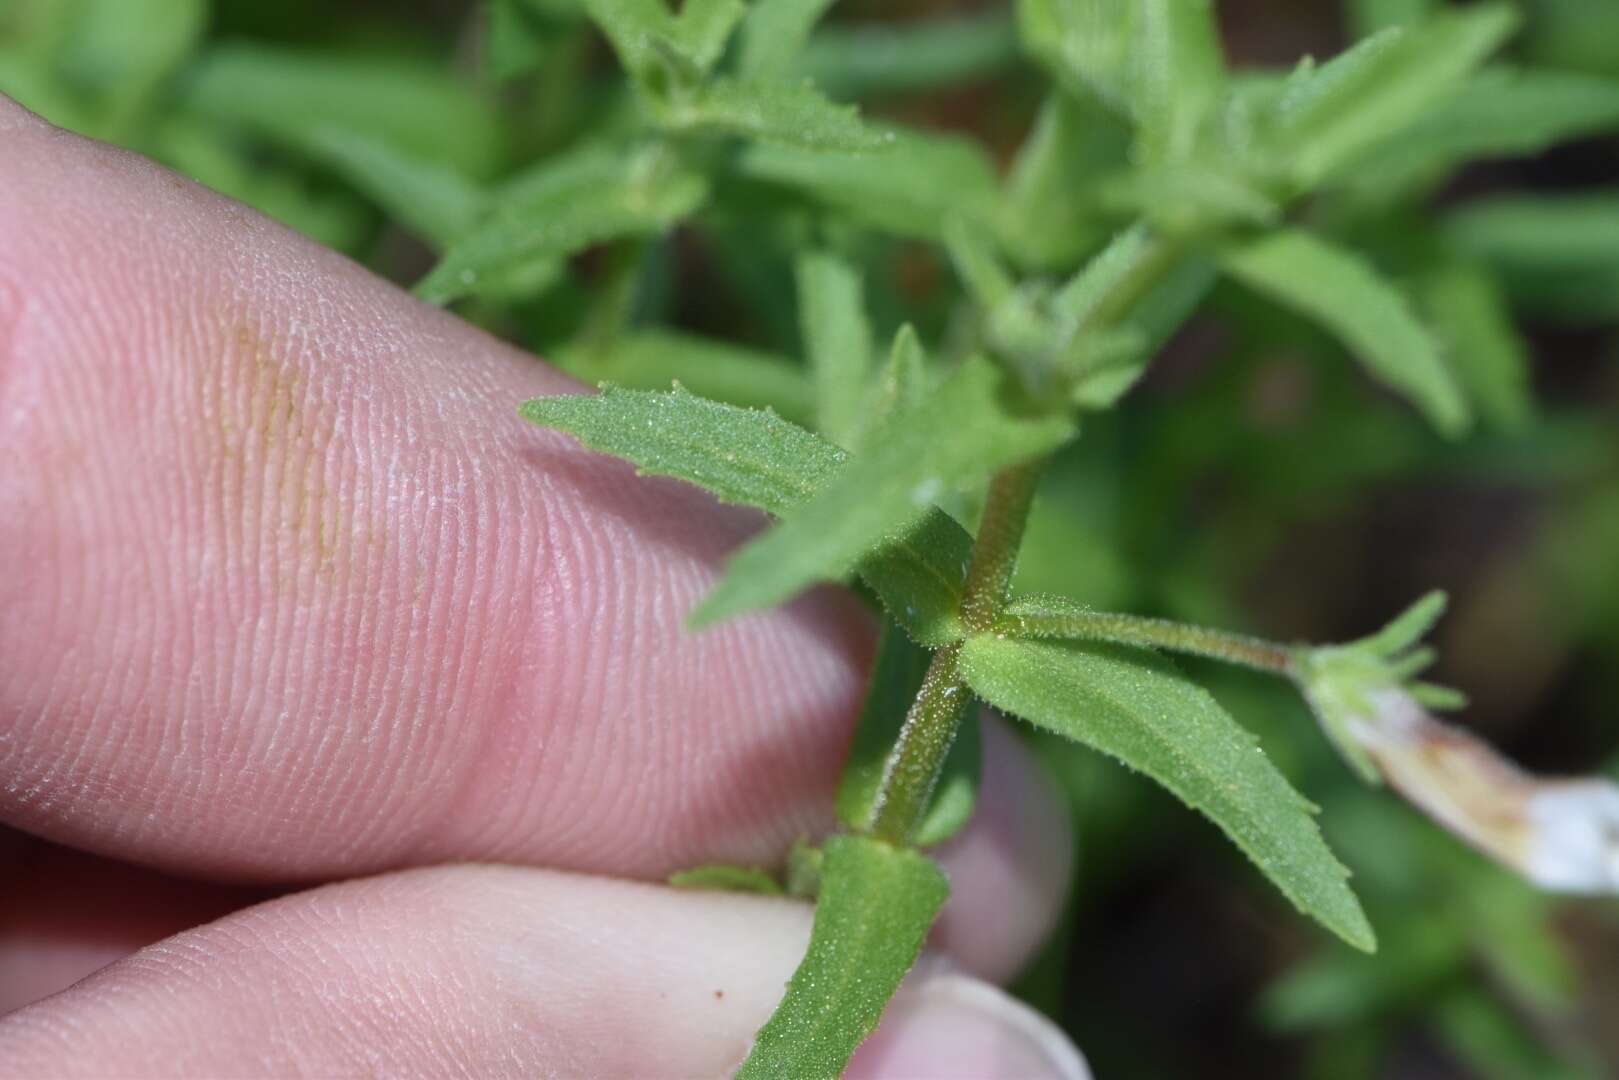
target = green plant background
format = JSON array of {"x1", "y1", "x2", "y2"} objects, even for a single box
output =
[{"x1": 5, "y1": 0, "x2": 1618, "y2": 1075}]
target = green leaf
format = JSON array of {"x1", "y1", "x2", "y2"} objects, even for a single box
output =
[
  {"x1": 998, "y1": 92, "x2": 1126, "y2": 270},
  {"x1": 1268, "y1": 4, "x2": 1519, "y2": 187},
  {"x1": 1131, "y1": 0, "x2": 1226, "y2": 165},
  {"x1": 486, "y1": 0, "x2": 552, "y2": 83},
  {"x1": 737, "y1": 125, "x2": 999, "y2": 241},
  {"x1": 557, "y1": 330, "x2": 813, "y2": 425},
  {"x1": 523, "y1": 384, "x2": 842, "y2": 516},
  {"x1": 854, "y1": 324, "x2": 929, "y2": 450},
  {"x1": 737, "y1": 0, "x2": 837, "y2": 80},
  {"x1": 692, "y1": 357, "x2": 1074, "y2": 624},
  {"x1": 737, "y1": 836, "x2": 949, "y2": 1079},
  {"x1": 1017, "y1": 0, "x2": 1133, "y2": 113},
  {"x1": 416, "y1": 143, "x2": 707, "y2": 304},
  {"x1": 836, "y1": 622, "x2": 982, "y2": 847},
  {"x1": 1016, "y1": 0, "x2": 1223, "y2": 162},
  {"x1": 580, "y1": 0, "x2": 673, "y2": 81},
  {"x1": 303, "y1": 130, "x2": 487, "y2": 249},
  {"x1": 182, "y1": 43, "x2": 504, "y2": 177},
  {"x1": 670, "y1": 0, "x2": 748, "y2": 73},
  {"x1": 659, "y1": 77, "x2": 893, "y2": 152},
  {"x1": 583, "y1": 0, "x2": 742, "y2": 86},
  {"x1": 520, "y1": 385, "x2": 975, "y2": 645},
  {"x1": 58, "y1": 0, "x2": 204, "y2": 133},
  {"x1": 1444, "y1": 191, "x2": 1619, "y2": 324},
  {"x1": 959, "y1": 634, "x2": 1375, "y2": 951},
  {"x1": 795, "y1": 10, "x2": 1020, "y2": 100},
  {"x1": 945, "y1": 217, "x2": 1018, "y2": 314},
  {"x1": 1050, "y1": 227, "x2": 1216, "y2": 409},
  {"x1": 1292, "y1": 591, "x2": 1457, "y2": 784},
  {"x1": 1222, "y1": 228, "x2": 1470, "y2": 437},
  {"x1": 1348, "y1": 67, "x2": 1619, "y2": 194},
  {"x1": 669, "y1": 864, "x2": 784, "y2": 894},
  {"x1": 1102, "y1": 164, "x2": 1280, "y2": 233},
  {"x1": 1348, "y1": 0, "x2": 1436, "y2": 36},
  {"x1": 797, "y1": 252, "x2": 874, "y2": 446},
  {"x1": 1419, "y1": 263, "x2": 1534, "y2": 433}
]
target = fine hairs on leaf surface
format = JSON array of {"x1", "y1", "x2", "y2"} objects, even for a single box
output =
[
  {"x1": 736, "y1": 836, "x2": 949, "y2": 1079},
  {"x1": 520, "y1": 385, "x2": 975, "y2": 645},
  {"x1": 960, "y1": 634, "x2": 1376, "y2": 952},
  {"x1": 689, "y1": 355, "x2": 1073, "y2": 626}
]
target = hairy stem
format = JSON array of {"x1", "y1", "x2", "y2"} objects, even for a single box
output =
[
  {"x1": 868, "y1": 644, "x2": 973, "y2": 845},
  {"x1": 959, "y1": 461, "x2": 1044, "y2": 632},
  {"x1": 1082, "y1": 233, "x2": 1181, "y2": 333},
  {"x1": 997, "y1": 607, "x2": 1298, "y2": 675},
  {"x1": 865, "y1": 226, "x2": 1186, "y2": 845}
]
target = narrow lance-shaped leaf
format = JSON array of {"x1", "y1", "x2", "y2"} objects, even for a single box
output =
[
  {"x1": 797, "y1": 252, "x2": 873, "y2": 447},
  {"x1": 668, "y1": 864, "x2": 784, "y2": 894},
  {"x1": 998, "y1": 92, "x2": 1124, "y2": 270},
  {"x1": 668, "y1": 0, "x2": 748, "y2": 73},
  {"x1": 736, "y1": 125, "x2": 999, "y2": 242},
  {"x1": 737, "y1": 0, "x2": 838, "y2": 80},
  {"x1": 485, "y1": 0, "x2": 552, "y2": 83},
  {"x1": 583, "y1": 0, "x2": 676, "y2": 80},
  {"x1": 1348, "y1": 0, "x2": 1436, "y2": 37},
  {"x1": 692, "y1": 356, "x2": 1074, "y2": 625},
  {"x1": 1443, "y1": 191, "x2": 1619, "y2": 324},
  {"x1": 1418, "y1": 263, "x2": 1533, "y2": 433},
  {"x1": 304, "y1": 129, "x2": 487, "y2": 249},
  {"x1": 583, "y1": 0, "x2": 743, "y2": 85},
  {"x1": 851, "y1": 324, "x2": 928, "y2": 451},
  {"x1": 796, "y1": 10, "x2": 1020, "y2": 100},
  {"x1": 1222, "y1": 228, "x2": 1471, "y2": 437},
  {"x1": 1050, "y1": 225, "x2": 1216, "y2": 409},
  {"x1": 960, "y1": 634, "x2": 1376, "y2": 951},
  {"x1": 1268, "y1": 3, "x2": 1518, "y2": 187},
  {"x1": 183, "y1": 43, "x2": 504, "y2": 176},
  {"x1": 658, "y1": 77, "x2": 894, "y2": 152},
  {"x1": 520, "y1": 385, "x2": 975, "y2": 645},
  {"x1": 1348, "y1": 67, "x2": 1619, "y2": 194},
  {"x1": 836, "y1": 621, "x2": 982, "y2": 847},
  {"x1": 557, "y1": 330, "x2": 813, "y2": 425},
  {"x1": 60, "y1": 0, "x2": 205, "y2": 132},
  {"x1": 1016, "y1": 0, "x2": 1132, "y2": 113},
  {"x1": 737, "y1": 836, "x2": 949, "y2": 1079},
  {"x1": 416, "y1": 144, "x2": 708, "y2": 304},
  {"x1": 1131, "y1": 0, "x2": 1226, "y2": 165}
]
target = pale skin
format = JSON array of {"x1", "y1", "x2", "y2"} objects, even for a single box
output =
[{"x1": 0, "y1": 94, "x2": 1083, "y2": 1077}]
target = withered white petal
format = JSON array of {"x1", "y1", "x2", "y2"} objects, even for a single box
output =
[{"x1": 1349, "y1": 688, "x2": 1619, "y2": 893}]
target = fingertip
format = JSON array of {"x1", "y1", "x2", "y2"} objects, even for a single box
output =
[{"x1": 850, "y1": 972, "x2": 1091, "y2": 1080}]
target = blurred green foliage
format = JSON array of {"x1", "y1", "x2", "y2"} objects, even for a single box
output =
[{"x1": 5, "y1": 0, "x2": 1619, "y2": 1075}]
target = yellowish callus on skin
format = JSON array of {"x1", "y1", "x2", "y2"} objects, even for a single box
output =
[{"x1": 206, "y1": 320, "x2": 356, "y2": 591}]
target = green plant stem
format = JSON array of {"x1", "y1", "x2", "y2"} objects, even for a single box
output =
[
  {"x1": 868, "y1": 459, "x2": 1045, "y2": 843},
  {"x1": 996, "y1": 607, "x2": 1298, "y2": 675},
  {"x1": 959, "y1": 461, "x2": 1044, "y2": 631},
  {"x1": 866, "y1": 228, "x2": 1187, "y2": 846},
  {"x1": 1081, "y1": 232, "x2": 1181, "y2": 333},
  {"x1": 868, "y1": 643, "x2": 973, "y2": 845}
]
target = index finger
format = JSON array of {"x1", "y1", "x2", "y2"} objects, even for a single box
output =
[{"x1": 0, "y1": 94, "x2": 870, "y2": 881}]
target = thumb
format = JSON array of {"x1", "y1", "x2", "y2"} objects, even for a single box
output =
[{"x1": 0, "y1": 864, "x2": 1088, "y2": 1079}]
